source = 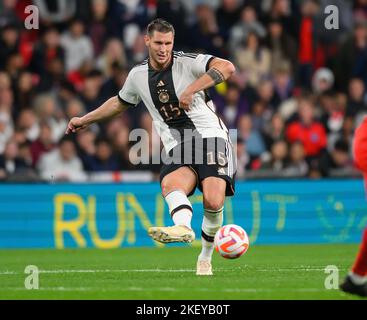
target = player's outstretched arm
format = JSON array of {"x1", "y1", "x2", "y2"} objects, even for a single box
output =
[
  {"x1": 65, "y1": 96, "x2": 129, "y2": 134},
  {"x1": 179, "y1": 58, "x2": 236, "y2": 110}
]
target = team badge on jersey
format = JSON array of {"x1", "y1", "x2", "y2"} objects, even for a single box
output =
[{"x1": 158, "y1": 89, "x2": 169, "y2": 103}]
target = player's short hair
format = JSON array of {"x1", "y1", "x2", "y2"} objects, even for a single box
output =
[{"x1": 147, "y1": 19, "x2": 175, "y2": 37}]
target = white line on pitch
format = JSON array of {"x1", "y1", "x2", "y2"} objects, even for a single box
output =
[
  {"x1": 2, "y1": 287, "x2": 327, "y2": 293},
  {"x1": 0, "y1": 267, "x2": 331, "y2": 275},
  {"x1": 0, "y1": 269, "x2": 196, "y2": 275}
]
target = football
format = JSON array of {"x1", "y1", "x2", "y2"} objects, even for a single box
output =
[{"x1": 214, "y1": 224, "x2": 249, "y2": 259}]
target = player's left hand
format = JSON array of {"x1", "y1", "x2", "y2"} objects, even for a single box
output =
[{"x1": 179, "y1": 89, "x2": 194, "y2": 110}]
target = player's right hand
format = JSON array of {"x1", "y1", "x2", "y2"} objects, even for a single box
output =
[
  {"x1": 65, "y1": 117, "x2": 88, "y2": 135},
  {"x1": 179, "y1": 89, "x2": 194, "y2": 111}
]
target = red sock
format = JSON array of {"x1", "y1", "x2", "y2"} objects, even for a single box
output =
[{"x1": 352, "y1": 227, "x2": 367, "y2": 276}]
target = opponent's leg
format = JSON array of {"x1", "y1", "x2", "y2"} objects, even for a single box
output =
[
  {"x1": 340, "y1": 118, "x2": 367, "y2": 297},
  {"x1": 340, "y1": 227, "x2": 367, "y2": 297},
  {"x1": 148, "y1": 166, "x2": 197, "y2": 243},
  {"x1": 351, "y1": 227, "x2": 367, "y2": 278},
  {"x1": 196, "y1": 177, "x2": 226, "y2": 276}
]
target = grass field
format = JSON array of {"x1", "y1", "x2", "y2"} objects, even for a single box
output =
[{"x1": 0, "y1": 244, "x2": 364, "y2": 300}]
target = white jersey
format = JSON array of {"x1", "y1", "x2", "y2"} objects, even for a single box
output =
[{"x1": 118, "y1": 51, "x2": 230, "y2": 153}]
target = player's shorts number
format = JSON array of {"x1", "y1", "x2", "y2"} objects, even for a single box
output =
[
  {"x1": 207, "y1": 151, "x2": 227, "y2": 166},
  {"x1": 160, "y1": 104, "x2": 182, "y2": 121}
]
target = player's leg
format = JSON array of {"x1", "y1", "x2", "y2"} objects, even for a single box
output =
[
  {"x1": 340, "y1": 117, "x2": 367, "y2": 296},
  {"x1": 340, "y1": 226, "x2": 367, "y2": 297},
  {"x1": 148, "y1": 166, "x2": 197, "y2": 243},
  {"x1": 194, "y1": 137, "x2": 236, "y2": 275},
  {"x1": 196, "y1": 176, "x2": 226, "y2": 275},
  {"x1": 351, "y1": 227, "x2": 367, "y2": 277}
]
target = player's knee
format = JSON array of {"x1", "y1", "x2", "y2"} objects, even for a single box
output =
[
  {"x1": 203, "y1": 194, "x2": 224, "y2": 212},
  {"x1": 161, "y1": 180, "x2": 174, "y2": 197},
  {"x1": 161, "y1": 180, "x2": 184, "y2": 197}
]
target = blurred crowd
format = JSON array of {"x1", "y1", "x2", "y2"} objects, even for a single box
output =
[{"x1": 0, "y1": 0, "x2": 367, "y2": 182}]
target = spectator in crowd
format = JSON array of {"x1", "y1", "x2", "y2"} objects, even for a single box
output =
[
  {"x1": 129, "y1": 32, "x2": 148, "y2": 66},
  {"x1": 0, "y1": 86, "x2": 14, "y2": 118},
  {"x1": 250, "y1": 100, "x2": 272, "y2": 132},
  {"x1": 264, "y1": 0, "x2": 294, "y2": 34},
  {"x1": 0, "y1": 72, "x2": 11, "y2": 90},
  {"x1": 96, "y1": 38, "x2": 127, "y2": 77},
  {"x1": 33, "y1": 94, "x2": 67, "y2": 143},
  {"x1": 263, "y1": 112, "x2": 286, "y2": 150},
  {"x1": 65, "y1": 99, "x2": 86, "y2": 120},
  {"x1": 156, "y1": 0, "x2": 188, "y2": 49},
  {"x1": 75, "y1": 128, "x2": 97, "y2": 169},
  {"x1": 188, "y1": 4, "x2": 225, "y2": 57},
  {"x1": 216, "y1": 0, "x2": 243, "y2": 39},
  {"x1": 4, "y1": 51, "x2": 23, "y2": 82},
  {"x1": 260, "y1": 140, "x2": 288, "y2": 171},
  {"x1": 36, "y1": 56, "x2": 66, "y2": 93},
  {"x1": 99, "y1": 63, "x2": 128, "y2": 101},
  {"x1": 0, "y1": 23, "x2": 19, "y2": 71},
  {"x1": 335, "y1": 20, "x2": 367, "y2": 91},
  {"x1": 16, "y1": 109, "x2": 39, "y2": 142},
  {"x1": 238, "y1": 114, "x2": 266, "y2": 159},
  {"x1": 67, "y1": 59, "x2": 94, "y2": 92},
  {"x1": 255, "y1": 79, "x2": 277, "y2": 110},
  {"x1": 319, "y1": 139, "x2": 353, "y2": 177},
  {"x1": 264, "y1": 17, "x2": 297, "y2": 75},
  {"x1": 354, "y1": 0, "x2": 367, "y2": 26},
  {"x1": 284, "y1": 141, "x2": 309, "y2": 177},
  {"x1": 33, "y1": 0, "x2": 76, "y2": 24},
  {"x1": 319, "y1": 91, "x2": 346, "y2": 150},
  {"x1": 29, "y1": 27, "x2": 65, "y2": 77},
  {"x1": 234, "y1": 137, "x2": 249, "y2": 179},
  {"x1": 215, "y1": 83, "x2": 248, "y2": 129},
  {"x1": 13, "y1": 71, "x2": 36, "y2": 116},
  {"x1": 56, "y1": 80, "x2": 78, "y2": 109},
  {"x1": 60, "y1": 18, "x2": 94, "y2": 73},
  {"x1": 18, "y1": 141, "x2": 35, "y2": 172},
  {"x1": 286, "y1": 96, "x2": 327, "y2": 159},
  {"x1": 235, "y1": 31, "x2": 271, "y2": 87},
  {"x1": 229, "y1": 5, "x2": 266, "y2": 52},
  {"x1": 297, "y1": 0, "x2": 322, "y2": 89},
  {"x1": 0, "y1": 0, "x2": 21, "y2": 29},
  {"x1": 111, "y1": 124, "x2": 133, "y2": 171},
  {"x1": 83, "y1": 137, "x2": 119, "y2": 172},
  {"x1": 87, "y1": 0, "x2": 114, "y2": 57},
  {"x1": 272, "y1": 63, "x2": 294, "y2": 106},
  {"x1": 30, "y1": 122, "x2": 56, "y2": 167},
  {"x1": 347, "y1": 77, "x2": 367, "y2": 117},
  {"x1": 0, "y1": 139, "x2": 32, "y2": 180},
  {"x1": 79, "y1": 70, "x2": 104, "y2": 112},
  {"x1": 312, "y1": 67, "x2": 335, "y2": 95},
  {"x1": 0, "y1": 109, "x2": 13, "y2": 154},
  {"x1": 37, "y1": 136, "x2": 87, "y2": 182}
]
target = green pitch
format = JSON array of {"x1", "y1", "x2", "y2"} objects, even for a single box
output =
[{"x1": 0, "y1": 244, "x2": 364, "y2": 300}]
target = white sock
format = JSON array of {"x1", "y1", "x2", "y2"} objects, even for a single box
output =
[
  {"x1": 164, "y1": 190, "x2": 193, "y2": 229},
  {"x1": 349, "y1": 272, "x2": 367, "y2": 285},
  {"x1": 199, "y1": 207, "x2": 223, "y2": 261},
  {"x1": 199, "y1": 238, "x2": 215, "y2": 261}
]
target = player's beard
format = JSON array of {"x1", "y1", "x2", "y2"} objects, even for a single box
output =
[{"x1": 151, "y1": 50, "x2": 172, "y2": 70}]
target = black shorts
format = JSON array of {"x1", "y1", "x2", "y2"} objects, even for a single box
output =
[{"x1": 160, "y1": 137, "x2": 236, "y2": 197}]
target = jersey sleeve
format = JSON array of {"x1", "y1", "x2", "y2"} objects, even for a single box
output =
[
  {"x1": 118, "y1": 70, "x2": 141, "y2": 107},
  {"x1": 190, "y1": 54, "x2": 215, "y2": 78}
]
